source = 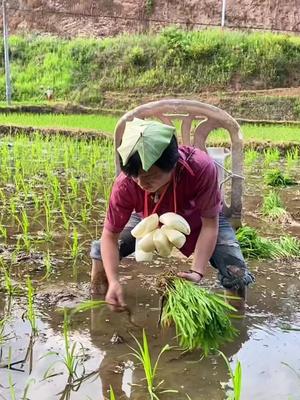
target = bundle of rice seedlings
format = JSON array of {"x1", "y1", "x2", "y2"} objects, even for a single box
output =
[
  {"x1": 264, "y1": 169, "x2": 296, "y2": 187},
  {"x1": 236, "y1": 226, "x2": 300, "y2": 260},
  {"x1": 261, "y1": 190, "x2": 292, "y2": 224},
  {"x1": 236, "y1": 226, "x2": 273, "y2": 259},
  {"x1": 271, "y1": 236, "x2": 300, "y2": 259},
  {"x1": 160, "y1": 277, "x2": 237, "y2": 354}
]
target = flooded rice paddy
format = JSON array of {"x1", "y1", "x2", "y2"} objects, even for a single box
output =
[{"x1": 0, "y1": 134, "x2": 299, "y2": 400}]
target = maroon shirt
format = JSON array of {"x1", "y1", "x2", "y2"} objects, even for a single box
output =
[{"x1": 104, "y1": 146, "x2": 221, "y2": 257}]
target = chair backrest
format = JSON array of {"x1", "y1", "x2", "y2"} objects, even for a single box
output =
[{"x1": 114, "y1": 99, "x2": 244, "y2": 227}]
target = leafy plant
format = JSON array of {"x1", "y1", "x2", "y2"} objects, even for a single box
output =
[
  {"x1": 161, "y1": 278, "x2": 237, "y2": 354},
  {"x1": 130, "y1": 329, "x2": 176, "y2": 400}
]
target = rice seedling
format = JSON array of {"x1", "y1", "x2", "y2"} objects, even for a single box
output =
[
  {"x1": 0, "y1": 188, "x2": 7, "y2": 206},
  {"x1": 264, "y1": 168, "x2": 297, "y2": 187},
  {"x1": 42, "y1": 250, "x2": 53, "y2": 280},
  {"x1": 50, "y1": 175, "x2": 61, "y2": 206},
  {"x1": 0, "y1": 222, "x2": 8, "y2": 241},
  {"x1": 71, "y1": 226, "x2": 80, "y2": 259},
  {"x1": 244, "y1": 149, "x2": 259, "y2": 168},
  {"x1": 130, "y1": 329, "x2": 176, "y2": 400},
  {"x1": 43, "y1": 308, "x2": 85, "y2": 380},
  {"x1": 15, "y1": 208, "x2": 31, "y2": 251},
  {"x1": 60, "y1": 201, "x2": 70, "y2": 231},
  {"x1": 26, "y1": 277, "x2": 38, "y2": 335},
  {"x1": 70, "y1": 299, "x2": 106, "y2": 316},
  {"x1": 219, "y1": 351, "x2": 242, "y2": 400},
  {"x1": 236, "y1": 226, "x2": 300, "y2": 259},
  {"x1": 69, "y1": 175, "x2": 79, "y2": 198},
  {"x1": 271, "y1": 236, "x2": 300, "y2": 259},
  {"x1": 8, "y1": 347, "x2": 17, "y2": 400},
  {"x1": 80, "y1": 204, "x2": 89, "y2": 224},
  {"x1": 263, "y1": 148, "x2": 280, "y2": 167},
  {"x1": 62, "y1": 308, "x2": 83, "y2": 378},
  {"x1": 1, "y1": 264, "x2": 19, "y2": 296},
  {"x1": 261, "y1": 190, "x2": 291, "y2": 223},
  {"x1": 160, "y1": 278, "x2": 237, "y2": 354},
  {"x1": 0, "y1": 316, "x2": 9, "y2": 346},
  {"x1": 43, "y1": 194, "x2": 55, "y2": 240},
  {"x1": 286, "y1": 147, "x2": 299, "y2": 170},
  {"x1": 110, "y1": 386, "x2": 116, "y2": 400}
]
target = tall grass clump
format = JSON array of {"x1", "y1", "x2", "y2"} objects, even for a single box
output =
[
  {"x1": 286, "y1": 147, "x2": 299, "y2": 170},
  {"x1": 263, "y1": 148, "x2": 280, "y2": 167},
  {"x1": 264, "y1": 168, "x2": 297, "y2": 187},
  {"x1": 261, "y1": 190, "x2": 291, "y2": 223},
  {"x1": 244, "y1": 149, "x2": 259, "y2": 168},
  {"x1": 160, "y1": 278, "x2": 237, "y2": 354},
  {"x1": 236, "y1": 226, "x2": 300, "y2": 259}
]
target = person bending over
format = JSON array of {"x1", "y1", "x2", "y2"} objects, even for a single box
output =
[{"x1": 90, "y1": 118, "x2": 254, "y2": 307}]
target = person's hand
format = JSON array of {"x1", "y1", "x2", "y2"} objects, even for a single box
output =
[
  {"x1": 105, "y1": 280, "x2": 126, "y2": 311},
  {"x1": 177, "y1": 269, "x2": 204, "y2": 284}
]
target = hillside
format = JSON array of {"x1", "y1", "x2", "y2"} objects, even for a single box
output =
[{"x1": 2, "y1": 0, "x2": 300, "y2": 37}]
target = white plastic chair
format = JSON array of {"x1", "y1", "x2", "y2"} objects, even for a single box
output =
[{"x1": 114, "y1": 99, "x2": 244, "y2": 227}]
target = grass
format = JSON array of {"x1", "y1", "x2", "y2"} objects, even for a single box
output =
[
  {"x1": 1, "y1": 113, "x2": 300, "y2": 143},
  {"x1": 4, "y1": 30, "x2": 300, "y2": 103},
  {"x1": 161, "y1": 278, "x2": 237, "y2": 354},
  {"x1": 0, "y1": 113, "x2": 117, "y2": 133}
]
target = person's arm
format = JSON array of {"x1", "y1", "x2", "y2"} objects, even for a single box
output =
[
  {"x1": 192, "y1": 214, "x2": 219, "y2": 275},
  {"x1": 101, "y1": 227, "x2": 126, "y2": 307},
  {"x1": 178, "y1": 214, "x2": 219, "y2": 282}
]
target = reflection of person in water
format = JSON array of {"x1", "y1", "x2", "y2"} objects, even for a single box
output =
[{"x1": 90, "y1": 118, "x2": 254, "y2": 307}]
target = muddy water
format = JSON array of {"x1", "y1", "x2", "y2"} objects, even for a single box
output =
[
  {"x1": 0, "y1": 143, "x2": 300, "y2": 400},
  {"x1": 0, "y1": 256, "x2": 299, "y2": 400}
]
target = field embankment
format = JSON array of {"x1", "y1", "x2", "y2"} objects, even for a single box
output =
[{"x1": 1, "y1": 29, "x2": 300, "y2": 119}]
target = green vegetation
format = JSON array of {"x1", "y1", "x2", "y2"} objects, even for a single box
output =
[
  {"x1": 110, "y1": 386, "x2": 116, "y2": 400},
  {"x1": 161, "y1": 278, "x2": 237, "y2": 354},
  {"x1": 219, "y1": 352, "x2": 242, "y2": 400},
  {"x1": 0, "y1": 113, "x2": 117, "y2": 132},
  {"x1": 130, "y1": 329, "x2": 175, "y2": 400},
  {"x1": 1, "y1": 113, "x2": 300, "y2": 143},
  {"x1": 26, "y1": 277, "x2": 38, "y2": 335},
  {"x1": 2, "y1": 29, "x2": 300, "y2": 103},
  {"x1": 264, "y1": 168, "x2": 297, "y2": 186},
  {"x1": 261, "y1": 190, "x2": 290, "y2": 222},
  {"x1": 263, "y1": 148, "x2": 280, "y2": 167},
  {"x1": 236, "y1": 226, "x2": 300, "y2": 259}
]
